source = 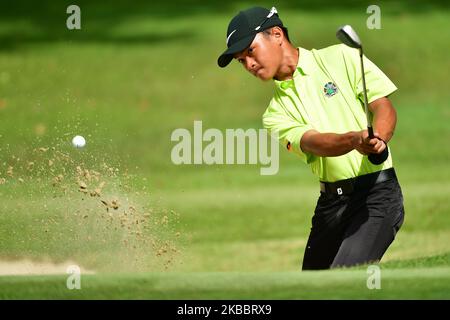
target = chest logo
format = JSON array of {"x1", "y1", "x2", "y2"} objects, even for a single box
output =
[{"x1": 323, "y1": 82, "x2": 338, "y2": 97}]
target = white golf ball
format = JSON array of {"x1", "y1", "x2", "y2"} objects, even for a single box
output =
[{"x1": 72, "y1": 135, "x2": 86, "y2": 148}]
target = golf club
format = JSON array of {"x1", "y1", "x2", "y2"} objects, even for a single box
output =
[{"x1": 336, "y1": 25, "x2": 389, "y2": 165}]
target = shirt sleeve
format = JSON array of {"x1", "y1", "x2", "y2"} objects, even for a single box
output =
[
  {"x1": 262, "y1": 98, "x2": 316, "y2": 164},
  {"x1": 341, "y1": 44, "x2": 398, "y2": 103}
]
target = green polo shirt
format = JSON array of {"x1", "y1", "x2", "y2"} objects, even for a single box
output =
[{"x1": 262, "y1": 44, "x2": 397, "y2": 182}]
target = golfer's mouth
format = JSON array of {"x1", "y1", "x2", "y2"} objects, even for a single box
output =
[{"x1": 253, "y1": 68, "x2": 262, "y2": 77}]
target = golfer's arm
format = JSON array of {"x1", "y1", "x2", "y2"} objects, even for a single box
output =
[
  {"x1": 369, "y1": 97, "x2": 397, "y2": 143},
  {"x1": 300, "y1": 130, "x2": 358, "y2": 157}
]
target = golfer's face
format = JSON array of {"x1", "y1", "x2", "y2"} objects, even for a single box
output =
[{"x1": 234, "y1": 33, "x2": 281, "y2": 81}]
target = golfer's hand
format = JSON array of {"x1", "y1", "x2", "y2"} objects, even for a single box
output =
[{"x1": 353, "y1": 130, "x2": 386, "y2": 155}]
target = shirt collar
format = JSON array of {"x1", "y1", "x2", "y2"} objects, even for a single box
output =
[
  {"x1": 297, "y1": 47, "x2": 313, "y2": 76},
  {"x1": 274, "y1": 47, "x2": 312, "y2": 90}
]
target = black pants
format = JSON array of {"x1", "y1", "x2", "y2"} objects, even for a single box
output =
[{"x1": 302, "y1": 173, "x2": 405, "y2": 270}]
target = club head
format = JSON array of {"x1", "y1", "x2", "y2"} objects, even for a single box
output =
[{"x1": 336, "y1": 25, "x2": 362, "y2": 49}]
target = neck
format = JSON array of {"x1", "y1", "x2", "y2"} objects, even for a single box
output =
[{"x1": 274, "y1": 45, "x2": 299, "y2": 81}]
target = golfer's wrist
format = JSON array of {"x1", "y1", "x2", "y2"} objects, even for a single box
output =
[
  {"x1": 349, "y1": 131, "x2": 362, "y2": 150},
  {"x1": 375, "y1": 135, "x2": 388, "y2": 145}
]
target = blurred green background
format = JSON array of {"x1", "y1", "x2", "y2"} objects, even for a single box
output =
[{"x1": 0, "y1": 0, "x2": 449, "y2": 298}]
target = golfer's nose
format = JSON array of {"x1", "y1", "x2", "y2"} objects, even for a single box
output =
[{"x1": 244, "y1": 57, "x2": 256, "y2": 72}]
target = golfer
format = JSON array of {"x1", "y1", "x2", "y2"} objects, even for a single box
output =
[{"x1": 218, "y1": 7, "x2": 405, "y2": 270}]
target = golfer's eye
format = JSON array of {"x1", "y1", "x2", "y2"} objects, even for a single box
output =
[
  {"x1": 248, "y1": 47, "x2": 254, "y2": 54},
  {"x1": 237, "y1": 58, "x2": 244, "y2": 64}
]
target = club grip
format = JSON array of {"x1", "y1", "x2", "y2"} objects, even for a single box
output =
[
  {"x1": 367, "y1": 126, "x2": 374, "y2": 139},
  {"x1": 367, "y1": 127, "x2": 388, "y2": 164}
]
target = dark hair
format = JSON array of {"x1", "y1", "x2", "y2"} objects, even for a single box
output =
[{"x1": 263, "y1": 26, "x2": 291, "y2": 43}]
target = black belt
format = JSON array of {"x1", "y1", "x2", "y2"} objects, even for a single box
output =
[{"x1": 320, "y1": 168, "x2": 397, "y2": 195}]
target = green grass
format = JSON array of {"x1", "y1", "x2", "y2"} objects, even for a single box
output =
[
  {"x1": 1, "y1": 254, "x2": 449, "y2": 299},
  {"x1": 0, "y1": 1, "x2": 449, "y2": 299}
]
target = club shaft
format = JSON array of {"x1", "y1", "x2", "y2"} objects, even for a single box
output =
[{"x1": 359, "y1": 48, "x2": 374, "y2": 139}]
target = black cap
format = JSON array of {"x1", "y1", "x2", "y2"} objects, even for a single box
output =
[{"x1": 217, "y1": 6, "x2": 284, "y2": 68}]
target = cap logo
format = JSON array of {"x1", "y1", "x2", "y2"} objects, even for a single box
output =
[
  {"x1": 226, "y1": 29, "x2": 237, "y2": 46},
  {"x1": 255, "y1": 7, "x2": 278, "y2": 31}
]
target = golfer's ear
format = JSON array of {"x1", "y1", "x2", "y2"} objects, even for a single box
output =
[{"x1": 271, "y1": 26, "x2": 284, "y2": 42}]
